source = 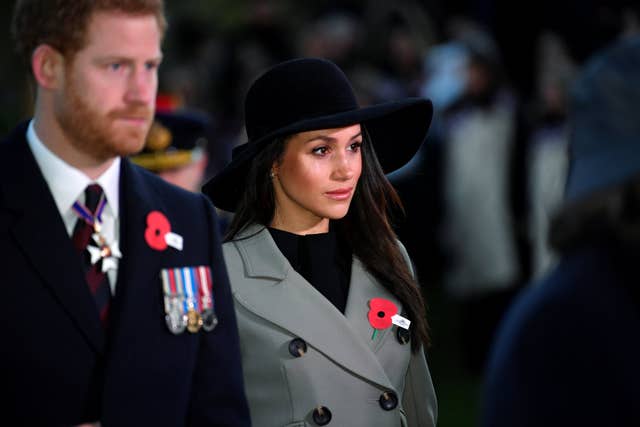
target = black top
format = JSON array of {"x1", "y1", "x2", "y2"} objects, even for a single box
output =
[{"x1": 268, "y1": 227, "x2": 351, "y2": 313}]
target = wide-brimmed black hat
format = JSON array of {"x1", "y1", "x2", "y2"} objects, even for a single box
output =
[{"x1": 203, "y1": 57, "x2": 433, "y2": 212}]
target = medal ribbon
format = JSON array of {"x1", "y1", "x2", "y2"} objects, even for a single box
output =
[
  {"x1": 188, "y1": 268, "x2": 201, "y2": 311},
  {"x1": 161, "y1": 269, "x2": 180, "y2": 315},
  {"x1": 173, "y1": 268, "x2": 189, "y2": 314},
  {"x1": 182, "y1": 267, "x2": 199, "y2": 311},
  {"x1": 197, "y1": 266, "x2": 214, "y2": 311},
  {"x1": 72, "y1": 193, "x2": 107, "y2": 229},
  {"x1": 161, "y1": 269, "x2": 171, "y2": 314}
]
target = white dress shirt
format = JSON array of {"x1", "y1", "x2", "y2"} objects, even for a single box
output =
[{"x1": 27, "y1": 120, "x2": 120, "y2": 294}]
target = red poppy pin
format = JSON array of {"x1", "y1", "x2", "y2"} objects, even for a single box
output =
[
  {"x1": 145, "y1": 211, "x2": 171, "y2": 251},
  {"x1": 368, "y1": 298, "x2": 398, "y2": 340}
]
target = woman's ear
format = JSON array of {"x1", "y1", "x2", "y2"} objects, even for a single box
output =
[
  {"x1": 270, "y1": 162, "x2": 279, "y2": 179},
  {"x1": 31, "y1": 44, "x2": 65, "y2": 90}
]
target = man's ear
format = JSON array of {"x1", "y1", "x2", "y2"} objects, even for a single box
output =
[{"x1": 31, "y1": 44, "x2": 65, "y2": 90}]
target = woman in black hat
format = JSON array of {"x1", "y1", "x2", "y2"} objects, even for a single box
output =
[{"x1": 203, "y1": 58, "x2": 437, "y2": 427}]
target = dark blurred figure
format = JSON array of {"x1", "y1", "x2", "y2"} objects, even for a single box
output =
[
  {"x1": 131, "y1": 105, "x2": 236, "y2": 233},
  {"x1": 481, "y1": 36, "x2": 640, "y2": 426},
  {"x1": 526, "y1": 31, "x2": 575, "y2": 278},
  {"x1": 431, "y1": 19, "x2": 529, "y2": 376},
  {"x1": 131, "y1": 109, "x2": 210, "y2": 193}
]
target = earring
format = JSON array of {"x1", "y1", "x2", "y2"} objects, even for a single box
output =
[{"x1": 269, "y1": 170, "x2": 275, "y2": 179}]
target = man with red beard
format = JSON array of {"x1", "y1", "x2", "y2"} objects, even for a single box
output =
[{"x1": 0, "y1": 1, "x2": 250, "y2": 426}]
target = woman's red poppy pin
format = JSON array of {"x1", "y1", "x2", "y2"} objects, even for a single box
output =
[
  {"x1": 368, "y1": 298, "x2": 398, "y2": 340},
  {"x1": 144, "y1": 211, "x2": 183, "y2": 251}
]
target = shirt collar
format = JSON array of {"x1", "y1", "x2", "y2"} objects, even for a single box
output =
[{"x1": 27, "y1": 119, "x2": 121, "y2": 217}]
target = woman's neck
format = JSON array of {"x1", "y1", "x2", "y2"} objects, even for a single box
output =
[
  {"x1": 269, "y1": 218, "x2": 329, "y2": 235},
  {"x1": 269, "y1": 215, "x2": 329, "y2": 235}
]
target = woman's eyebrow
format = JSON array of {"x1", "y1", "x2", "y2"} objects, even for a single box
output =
[{"x1": 304, "y1": 131, "x2": 363, "y2": 144}]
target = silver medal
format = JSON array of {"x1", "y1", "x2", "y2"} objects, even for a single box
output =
[
  {"x1": 201, "y1": 308, "x2": 218, "y2": 332},
  {"x1": 165, "y1": 296, "x2": 186, "y2": 334}
]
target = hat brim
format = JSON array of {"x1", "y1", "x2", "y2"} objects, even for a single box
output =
[{"x1": 203, "y1": 98, "x2": 433, "y2": 212}]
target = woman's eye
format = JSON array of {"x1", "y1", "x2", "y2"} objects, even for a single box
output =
[
  {"x1": 349, "y1": 141, "x2": 362, "y2": 152},
  {"x1": 312, "y1": 146, "x2": 328, "y2": 155}
]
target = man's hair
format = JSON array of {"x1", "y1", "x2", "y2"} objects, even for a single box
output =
[{"x1": 11, "y1": 0, "x2": 166, "y2": 68}]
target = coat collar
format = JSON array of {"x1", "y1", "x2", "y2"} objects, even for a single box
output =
[{"x1": 229, "y1": 224, "x2": 401, "y2": 390}]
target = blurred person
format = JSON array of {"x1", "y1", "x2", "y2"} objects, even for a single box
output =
[
  {"x1": 131, "y1": 109, "x2": 210, "y2": 193},
  {"x1": 436, "y1": 20, "x2": 528, "y2": 375},
  {"x1": 298, "y1": 11, "x2": 361, "y2": 70},
  {"x1": 481, "y1": 36, "x2": 640, "y2": 426},
  {"x1": 203, "y1": 58, "x2": 437, "y2": 427},
  {"x1": 132, "y1": 106, "x2": 235, "y2": 233},
  {"x1": 526, "y1": 31, "x2": 575, "y2": 279},
  {"x1": 0, "y1": 1, "x2": 250, "y2": 425}
]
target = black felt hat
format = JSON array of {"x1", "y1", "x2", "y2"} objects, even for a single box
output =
[{"x1": 203, "y1": 57, "x2": 433, "y2": 212}]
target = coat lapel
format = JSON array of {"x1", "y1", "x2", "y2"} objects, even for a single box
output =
[
  {"x1": 344, "y1": 258, "x2": 403, "y2": 353},
  {"x1": 1, "y1": 126, "x2": 104, "y2": 352},
  {"x1": 106, "y1": 160, "x2": 164, "y2": 339},
  {"x1": 230, "y1": 225, "x2": 394, "y2": 390}
]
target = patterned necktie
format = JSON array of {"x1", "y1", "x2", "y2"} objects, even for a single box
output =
[{"x1": 72, "y1": 184, "x2": 112, "y2": 328}]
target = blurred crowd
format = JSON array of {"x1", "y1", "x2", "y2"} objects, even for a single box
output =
[{"x1": 2, "y1": 1, "x2": 639, "y2": 425}]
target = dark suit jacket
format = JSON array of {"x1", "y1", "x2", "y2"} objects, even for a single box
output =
[
  {"x1": 481, "y1": 241, "x2": 640, "y2": 426},
  {"x1": 0, "y1": 122, "x2": 251, "y2": 426}
]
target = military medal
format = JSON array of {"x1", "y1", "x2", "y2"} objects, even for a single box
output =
[
  {"x1": 182, "y1": 267, "x2": 202, "y2": 333},
  {"x1": 160, "y1": 266, "x2": 216, "y2": 334},
  {"x1": 73, "y1": 194, "x2": 121, "y2": 272},
  {"x1": 167, "y1": 296, "x2": 186, "y2": 334},
  {"x1": 161, "y1": 269, "x2": 186, "y2": 334},
  {"x1": 186, "y1": 309, "x2": 202, "y2": 333},
  {"x1": 197, "y1": 266, "x2": 218, "y2": 331}
]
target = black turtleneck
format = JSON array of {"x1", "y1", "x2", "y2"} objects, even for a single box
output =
[{"x1": 268, "y1": 227, "x2": 351, "y2": 313}]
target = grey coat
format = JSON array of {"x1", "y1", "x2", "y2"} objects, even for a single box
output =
[{"x1": 223, "y1": 224, "x2": 437, "y2": 427}]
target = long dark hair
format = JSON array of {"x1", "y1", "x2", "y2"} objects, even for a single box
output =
[{"x1": 226, "y1": 126, "x2": 430, "y2": 351}]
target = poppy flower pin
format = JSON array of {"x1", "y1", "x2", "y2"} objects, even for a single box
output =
[
  {"x1": 368, "y1": 298, "x2": 398, "y2": 340},
  {"x1": 144, "y1": 211, "x2": 183, "y2": 251}
]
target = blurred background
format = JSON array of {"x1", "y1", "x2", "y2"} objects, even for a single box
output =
[{"x1": 2, "y1": 1, "x2": 639, "y2": 425}]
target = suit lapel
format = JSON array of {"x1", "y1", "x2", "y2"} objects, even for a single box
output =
[
  {"x1": 2, "y1": 126, "x2": 104, "y2": 351},
  {"x1": 231, "y1": 225, "x2": 393, "y2": 390},
  {"x1": 106, "y1": 160, "x2": 164, "y2": 339}
]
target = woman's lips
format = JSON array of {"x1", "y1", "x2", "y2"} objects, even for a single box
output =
[{"x1": 325, "y1": 188, "x2": 353, "y2": 200}]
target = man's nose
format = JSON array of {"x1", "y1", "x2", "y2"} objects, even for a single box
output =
[{"x1": 124, "y1": 67, "x2": 156, "y2": 105}]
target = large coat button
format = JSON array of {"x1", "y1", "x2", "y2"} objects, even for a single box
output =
[
  {"x1": 312, "y1": 406, "x2": 332, "y2": 425},
  {"x1": 396, "y1": 327, "x2": 410, "y2": 344},
  {"x1": 379, "y1": 391, "x2": 398, "y2": 411},
  {"x1": 288, "y1": 338, "x2": 307, "y2": 357}
]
